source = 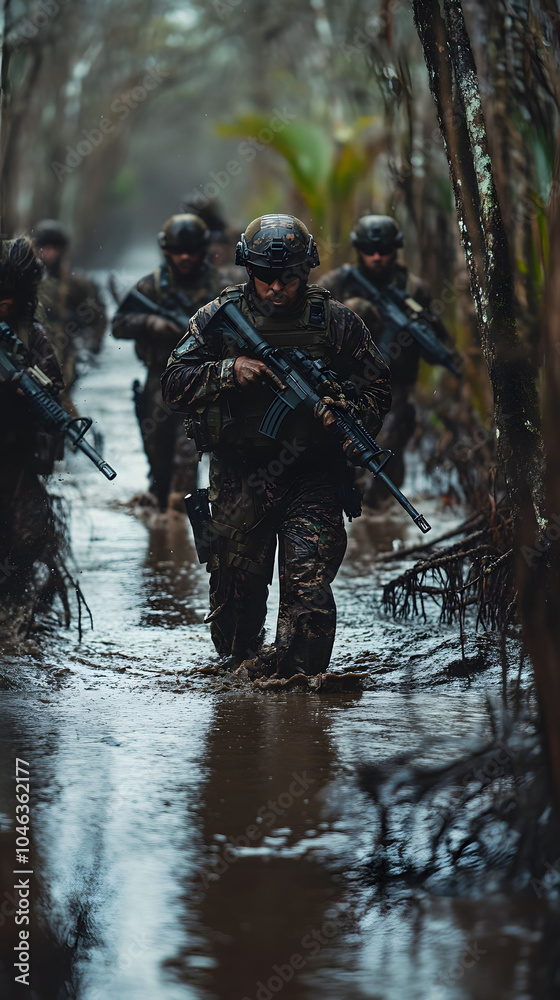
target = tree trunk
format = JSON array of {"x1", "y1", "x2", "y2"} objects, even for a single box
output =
[
  {"x1": 517, "y1": 147, "x2": 560, "y2": 798},
  {"x1": 412, "y1": 0, "x2": 560, "y2": 797},
  {"x1": 0, "y1": 0, "x2": 11, "y2": 235}
]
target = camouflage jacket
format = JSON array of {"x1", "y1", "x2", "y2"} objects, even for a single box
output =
[
  {"x1": 112, "y1": 260, "x2": 226, "y2": 374},
  {"x1": 161, "y1": 282, "x2": 391, "y2": 463},
  {"x1": 320, "y1": 262, "x2": 448, "y2": 386},
  {"x1": 39, "y1": 268, "x2": 106, "y2": 354},
  {"x1": 5, "y1": 320, "x2": 64, "y2": 392}
]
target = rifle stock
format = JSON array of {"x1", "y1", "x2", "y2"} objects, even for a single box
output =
[
  {"x1": 116, "y1": 287, "x2": 192, "y2": 334},
  {"x1": 348, "y1": 267, "x2": 462, "y2": 378}
]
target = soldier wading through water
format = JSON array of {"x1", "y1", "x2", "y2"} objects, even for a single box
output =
[
  {"x1": 32, "y1": 219, "x2": 106, "y2": 398},
  {"x1": 0, "y1": 237, "x2": 66, "y2": 623},
  {"x1": 322, "y1": 215, "x2": 453, "y2": 505},
  {"x1": 113, "y1": 213, "x2": 228, "y2": 511},
  {"x1": 162, "y1": 215, "x2": 391, "y2": 679}
]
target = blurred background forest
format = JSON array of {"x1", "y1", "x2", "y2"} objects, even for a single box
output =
[
  {"x1": 3, "y1": 0, "x2": 560, "y2": 963},
  {"x1": 1, "y1": 0, "x2": 558, "y2": 364}
]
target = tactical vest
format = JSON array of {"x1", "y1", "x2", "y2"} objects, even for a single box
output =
[
  {"x1": 189, "y1": 284, "x2": 333, "y2": 455},
  {"x1": 154, "y1": 262, "x2": 193, "y2": 313}
]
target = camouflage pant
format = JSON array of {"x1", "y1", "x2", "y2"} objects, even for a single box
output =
[
  {"x1": 135, "y1": 375, "x2": 198, "y2": 509},
  {"x1": 206, "y1": 459, "x2": 347, "y2": 675}
]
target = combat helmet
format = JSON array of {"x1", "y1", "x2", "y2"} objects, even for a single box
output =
[
  {"x1": 350, "y1": 215, "x2": 403, "y2": 254},
  {"x1": 235, "y1": 215, "x2": 320, "y2": 275},
  {"x1": 158, "y1": 214, "x2": 210, "y2": 253},
  {"x1": 32, "y1": 219, "x2": 70, "y2": 248}
]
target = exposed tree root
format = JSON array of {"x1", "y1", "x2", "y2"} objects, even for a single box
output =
[
  {"x1": 383, "y1": 499, "x2": 516, "y2": 653},
  {"x1": 0, "y1": 477, "x2": 89, "y2": 639},
  {"x1": 358, "y1": 702, "x2": 559, "y2": 892}
]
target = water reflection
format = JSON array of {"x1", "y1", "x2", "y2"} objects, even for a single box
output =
[
  {"x1": 1, "y1": 685, "x2": 559, "y2": 999},
  {"x1": 0, "y1": 689, "x2": 213, "y2": 1000},
  {"x1": 139, "y1": 516, "x2": 202, "y2": 629},
  {"x1": 169, "y1": 692, "x2": 367, "y2": 1000},
  {"x1": 0, "y1": 289, "x2": 558, "y2": 1000}
]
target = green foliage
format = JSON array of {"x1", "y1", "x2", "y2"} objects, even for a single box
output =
[
  {"x1": 109, "y1": 167, "x2": 137, "y2": 202},
  {"x1": 217, "y1": 112, "x2": 384, "y2": 256}
]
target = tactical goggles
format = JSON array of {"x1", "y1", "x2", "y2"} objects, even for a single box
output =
[
  {"x1": 356, "y1": 242, "x2": 397, "y2": 256},
  {"x1": 250, "y1": 264, "x2": 309, "y2": 285}
]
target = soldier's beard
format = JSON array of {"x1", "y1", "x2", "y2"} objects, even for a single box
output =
[
  {"x1": 360, "y1": 254, "x2": 396, "y2": 286},
  {"x1": 250, "y1": 278, "x2": 307, "y2": 318},
  {"x1": 169, "y1": 257, "x2": 203, "y2": 284},
  {"x1": 44, "y1": 258, "x2": 63, "y2": 279}
]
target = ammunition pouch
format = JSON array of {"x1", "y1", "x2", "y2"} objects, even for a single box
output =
[
  {"x1": 206, "y1": 463, "x2": 275, "y2": 578},
  {"x1": 337, "y1": 466, "x2": 362, "y2": 521}
]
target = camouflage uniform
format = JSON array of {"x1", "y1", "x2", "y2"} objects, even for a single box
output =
[
  {"x1": 112, "y1": 260, "x2": 226, "y2": 509},
  {"x1": 162, "y1": 280, "x2": 390, "y2": 675},
  {"x1": 0, "y1": 238, "x2": 65, "y2": 605},
  {"x1": 321, "y1": 260, "x2": 447, "y2": 497},
  {"x1": 1, "y1": 320, "x2": 64, "y2": 475},
  {"x1": 39, "y1": 265, "x2": 106, "y2": 394}
]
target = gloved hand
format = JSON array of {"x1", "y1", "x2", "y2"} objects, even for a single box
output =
[
  {"x1": 313, "y1": 395, "x2": 346, "y2": 428},
  {"x1": 313, "y1": 396, "x2": 357, "y2": 457}
]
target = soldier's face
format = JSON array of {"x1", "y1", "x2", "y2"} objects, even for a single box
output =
[
  {"x1": 169, "y1": 250, "x2": 203, "y2": 275},
  {"x1": 37, "y1": 245, "x2": 64, "y2": 269},
  {"x1": 252, "y1": 274, "x2": 301, "y2": 308},
  {"x1": 359, "y1": 250, "x2": 395, "y2": 274},
  {"x1": 0, "y1": 297, "x2": 15, "y2": 319}
]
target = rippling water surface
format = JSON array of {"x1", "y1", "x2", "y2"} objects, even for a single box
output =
[{"x1": 0, "y1": 272, "x2": 551, "y2": 999}]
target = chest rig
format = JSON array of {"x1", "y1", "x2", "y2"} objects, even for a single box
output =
[
  {"x1": 200, "y1": 284, "x2": 333, "y2": 454},
  {"x1": 154, "y1": 262, "x2": 191, "y2": 311},
  {"x1": 221, "y1": 283, "x2": 331, "y2": 356}
]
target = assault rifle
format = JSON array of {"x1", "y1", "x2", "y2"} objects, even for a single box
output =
[
  {"x1": 203, "y1": 301, "x2": 431, "y2": 534},
  {"x1": 116, "y1": 286, "x2": 193, "y2": 334},
  {"x1": 0, "y1": 323, "x2": 117, "y2": 480},
  {"x1": 348, "y1": 266, "x2": 462, "y2": 378}
]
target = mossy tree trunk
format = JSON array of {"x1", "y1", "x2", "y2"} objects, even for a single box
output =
[
  {"x1": 517, "y1": 149, "x2": 560, "y2": 798},
  {"x1": 412, "y1": 0, "x2": 560, "y2": 797},
  {"x1": 0, "y1": 0, "x2": 11, "y2": 235}
]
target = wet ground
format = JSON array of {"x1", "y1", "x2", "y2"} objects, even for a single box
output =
[{"x1": 0, "y1": 272, "x2": 555, "y2": 999}]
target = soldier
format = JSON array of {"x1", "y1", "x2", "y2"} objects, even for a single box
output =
[
  {"x1": 0, "y1": 237, "x2": 65, "y2": 613},
  {"x1": 162, "y1": 214, "x2": 390, "y2": 678},
  {"x1": 32, "y1": 219, "x2": 106, "y2": 393},
  {"x1": 112, "y1": 213, "x2": 228, "y2": 511},
  {"x1": 321, "y1": 215, "x2": 452, "y2": 504},
  {"x1": 180, "y1": 197, "x2": 242, "y2": 275}
]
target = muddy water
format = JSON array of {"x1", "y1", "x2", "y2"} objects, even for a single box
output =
[{"x1": 0, "y1": 274, "x2": 553, "y2": 999}]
